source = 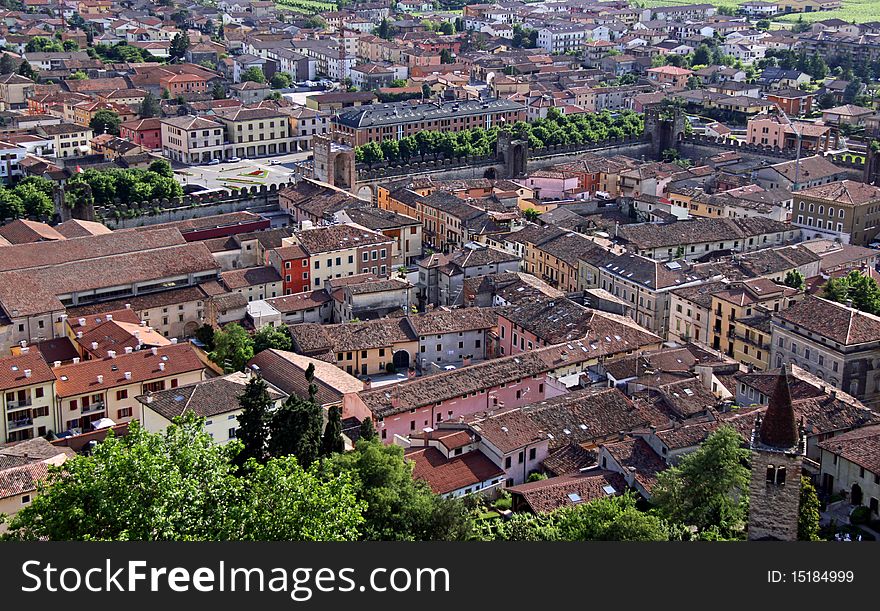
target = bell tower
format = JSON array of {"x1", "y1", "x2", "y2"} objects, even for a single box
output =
[{"x1": 747, "y1": 367, "x2": 805, "y2": 541}]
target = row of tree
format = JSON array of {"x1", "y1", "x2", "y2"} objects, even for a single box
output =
[
  {"x1": 67, "y1": 159, "x2": 182, "y2": 208},
  {"x1": 202, "y1": 323, "x2": 293, "y2": 374},
  {"x1": 823, "y1": 270, "x2": 880, "y2": 317},
  {"x1": 355, "y1": 108, "x2": 644, "y2": 166}
]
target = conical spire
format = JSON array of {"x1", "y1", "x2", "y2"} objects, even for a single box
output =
[{"x1": 759, "y1": 368, "x2": 799, "y2": 449}]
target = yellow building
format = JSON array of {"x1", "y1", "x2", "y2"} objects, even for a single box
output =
[
  {"x1": 732, "y1": 309, "x2": 774, "y2": 371},
  {"x1": 36, "y1": 123, "x2": 93, "y2": 158},
  {"x1": 710, "y1": 278, "x2": 799, "y2": 358},
  {"x1": 212, "y1": 105, "x2": 294, "y2": 159},
  {"x1": 0, "y1": 352, "x2": 58, "y2": 444}
]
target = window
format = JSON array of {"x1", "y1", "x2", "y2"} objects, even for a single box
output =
[
  {"x1": 35, "y1": 387, "x2": 44, "y2": 399},
  {"x1": 518, "y1": 451, "x2": 524, "y2": 464},
  {"x1": 116, "y1": 389, "x2": 128, "y2": 401},
  {"x1": 529, "y1": 448, "x2": 536, "y2": 460},
  {"x1": 117, "y1": 407, "x2": 132, "y2": 418},
  {"x1": 229, "y1": 428, "x2": 237, "y2": 439}
]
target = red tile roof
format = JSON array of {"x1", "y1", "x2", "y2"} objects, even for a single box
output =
[
  {"x1": 0, "y1": 352, "x2": 55, "y2": 391},
  {"x1": 507, "y1": 470, "x2": 626, "y2": 513},
  {"x1": 405, "y1": 446, "x2": 503, "y2": 495}
]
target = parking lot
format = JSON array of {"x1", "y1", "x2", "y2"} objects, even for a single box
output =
[{"x1": 172, "y1": 150, "x2": 313, "y2": 191}]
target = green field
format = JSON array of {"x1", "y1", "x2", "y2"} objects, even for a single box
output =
[
  {"x1": 637, "y1": 0, "x2": 880, "y2": 23},
  {"x1": 274, "y1": 0, "x2": 336, "y2": 14}
]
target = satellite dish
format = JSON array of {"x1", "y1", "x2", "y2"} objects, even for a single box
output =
[{"x1": 486, "y1": 71, "x2": 495, "y2": 86}]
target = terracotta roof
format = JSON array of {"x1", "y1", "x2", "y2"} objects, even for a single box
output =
[
  {"x1": 53, "y1": 344, "x2": 204, "y2": 398},
  {"x1": 542, "y1": 443, "x2": 597, "y2": 476},
  {"x1": 54, "y1": 219, "x2": 112, "y2": 239},
  {"x1": 405, "y1": 446, "x2": 503, "y2": 495},
  {"x1": 264, "y1": 290, "x2": 331, "y2": 314},
  {"x1": 406, "y1": 308, "x2": 498, "y2": 336},
  {"x1": 507, "y1": 470, "x2": 626, "y2": 513},
  {"x1": 797, "y1": 180, "x2": 880, "y2": 206},
  {"x1": 775, "y1": 296, "x2": 880, "y2": 346},
  {"x1": 248, "y1": 349, "x2": 362, "y2": 406},
  {"x1": 290, "y1": 318, "x2": 416, "y2": 355},
  {"x1": 818, "y1": 424, "x2": 880, "y2": 475},
  {"x1": 295, "y1": 224, "x2": 392, "y2": 254},
  {"x1": 220, "y1": 266, "x2": 282, "y2": 290},
  {"x1": 0, "y1": 352, "x2": 55, "y2": 391},
  {"x1": 0, "y1": 220, "x2": 65, "y2": 245},
  {"x1": 0, "y1": 461, "x2": 49, "y2": 500},
  {"x1": 602, "y1": 437, "x2": 666, "y2": 492}
]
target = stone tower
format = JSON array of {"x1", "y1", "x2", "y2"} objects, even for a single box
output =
[
  {"x1": 643, "y1": 102, "x2": 686, "y2": 161},
  {"x1": 747, "y1": 368, "x2": 805, "y2": 541},
  {"x1": 496, "y1": 131, "x2": 528, "y2": 178},
  {"x1": 864, "y1": 141, "x2": 880, "y2": 186},
  {"x1": 313, "y1": 132, "x2": 355, "y2": 191}
]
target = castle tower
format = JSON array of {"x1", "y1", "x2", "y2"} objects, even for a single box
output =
[{"x1": 747, "y1": 367, "x2": 805, "y2": 541}]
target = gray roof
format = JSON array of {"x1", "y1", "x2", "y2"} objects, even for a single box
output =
[{"x1": 333, "y1": 98, "x2": 524, "y2": 129}]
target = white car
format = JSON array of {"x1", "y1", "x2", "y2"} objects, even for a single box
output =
[
  {"x1": 226, "y1": 156, "x2": 242, "y2": 163},
  {"x1": 207, "y1": 159, "x2": 220, "y2": 166},
  {"x1": 443, "y1": 365, "x2": 457, "y2": 371}
]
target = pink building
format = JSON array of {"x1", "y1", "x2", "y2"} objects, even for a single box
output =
[{"x1": 523, "y1": 169, "x2": 584, "y2": 201}]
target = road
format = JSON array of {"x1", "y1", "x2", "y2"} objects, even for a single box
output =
[{"x1": 172, "y1": 150, "x2": 313, "y2": 191}]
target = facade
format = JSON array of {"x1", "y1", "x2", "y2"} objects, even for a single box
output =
[
  {"x1": 1, "y1": 352, "x2": 57, "y2": 443},
  {"x1": 792, "y1": 180, "x2": 880, "y2": 246},
  {"x1": 36, "y1": 123, "x2": 93, "y2": 158},
  {"x1": 819, "y1": 425, "x2": 880, "y2": 515},
  {"x1": 160, "y1": 115, "x2": 226, "y2": 165},
  {"x1": 213, "y1": 106, "x2": 294, "y2": 159},
  {"x1": 292, "y1": 224, "x2": 394, "y2": 289}
]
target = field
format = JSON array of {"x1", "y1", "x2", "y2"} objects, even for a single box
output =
[
  {"x1": 637, "y1": 0, "x2": 880, "y2": 23},
  {"x1": 274, "y1": 0, "x2": 336, "y2": 15}
]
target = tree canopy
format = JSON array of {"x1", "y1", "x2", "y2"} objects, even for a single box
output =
[
  {"x1": 90, "y1": 109, "x2": 121, "y2": 136},
  {"x1": 209, "y1": 323, "x2": 255, "y2": 373},
  {"x1": 1, "y1": 415, "x2": 365, "y2": 541},
  {"x1": 241, "y1": 66, "x2": 267, "y2": 84},
  {"x1": 822, "y1": 270, "x2": 880, "y2": 316},
  {"x1": 68, "y1": 166, "x2": 182, "y2": 209},
  {"x1": 0, "y1": 176, "x2": 55, "y2": 220}
]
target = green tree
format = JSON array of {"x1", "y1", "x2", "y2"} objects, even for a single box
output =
[
  {"x1": 304, "y1": 15, "x2": 326, "y2": 29},
  {"x1": 62, "y1": 39, "x2": 79, "y2": 51},
  {"x1": 325, "y1": 440, "x2": 473, "y2": 540},
  {"x1": 358, "y1": 140, "x2": 384, "y2": 167},
  {"x1": 756, "y1": 19, "x2": 771, "y2": 31},
  {"x1": 14, "y1": 182, "x2": 53, "y2": 218},
  {"x1": 358, "y1": 417, "x2": 377, "y2": 442},
  {"x1": 440, "y1": 48, "x2": 454, "y2": 64},
  {"x1": 652, "y1": 426, "x2": 751, "y2": 537},
  {"x1": 523, "y1": 208, "x2": 540, "y2": 222},
  {"x1": 170, "y1": 31, "x2": 191, "y2": 61},
  {"x1": 0, "y1": 187, "x2": 25, "y2": 220},
  {"x1": 25, "y1": 36, "x2": 62, "y2": 53},
  {"x1": 376, "y1": 17, "x2": 395, "y2": 40},
  {"x1": 69, "y1": 70, "x2": 88, "y2": 80},
  {"x1": 89, "y1": 109, "x2": 121, "y2": 135},
  {"x1": 822, "y1": 270, "x2": 880, "y2": 315},
  {"x1": 268, "y1": 390, "x2": 323, "y2": 469},
  {"x1": 389, "y1": 78, "x2": 408, "y2": 88},
  {"x1": 270, "y1": 72, "x2": 292, "y2": 89},
  {"x1": 148, "y1": 158, "x2": 173, "y2": 178},
  {"x1": 194, "y1": 323, "x2": 215, "y2": 350},
  {"x1": 235, "y1": 377, "x2": 273, "y2": 467},
  {"x1": 0, "y1": 53, "x2": 14, "y2": 74},
  {"x1": 798, "y1": 476, "x2": 821, "y2": 541},
  {"x1": 439, "y1": 21, "x2": 454, "y2": 35},
  {"x1": 17, "y1": 59, "x2": 37, "y2": 81},
  {"x1": 241, "y1": 66, "x2": 266, "y2": 84},
  {"x1": 784, "y1": 269, "x2": 805, "y2": 290},
  {"x1": 209, "y1": 323, "x2": 254, "y2": 372},
  {"x1": 2, "y1": 415, "x2": 364, "y2": 541},
  {"x1": 321, "y1": 405, "x2": 345, "y2": 456},
  {"x1": 253, "y1": 325, "x2": 291, "y2": 354},
  {"x1": 421, "y1": 82, "x2": 432, "y2": 99},
  {"x1": 212, "y1": 82, "x2": 227, "y2": 100}
]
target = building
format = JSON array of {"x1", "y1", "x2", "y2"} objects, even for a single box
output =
[
  {"x1": 212, "y1": 105, "x2": 294, "y2": 159},
  {"x1": 36, "y1": 123, "x2": 93, "y2": 158},
  {"x1": 746, "y1": 112, "x2": 833, "y2": 153},
  {"x1": 332, "y1": 98, "x2": 525, "y2": 146},
  {"x1": 137, "y1": 371, "x2": 285, "y2": 443},
  {"x1": 268, "y1": 242, "x2": 311, "y2": 295},
  {"x1": 0, "y1": 438, "x2": 73, "y2": 532},
  {"x1": 818, "y1": 424, "x2": 880, "y2": 515},
  {"x1": 792, "y1": 180, "x2": 880, "y2": 246},
  {"x1": 334, "y1": 206, "x2": 423, "y2": 267},
  {"x1": 747, "y1": 370, "x2": 805, "y2": 541},
  {"x1": 755, "y1": 155, "x2": 848, "y2": 192},
  {"x1": 292, "y1": 224, "x2": 394, "y2": 289},
  {"x1": 770, "y1": 296, "x2": 880, "y2": 406},
  {"x1": 160, "y1": 115, "x2": 227, "y2": 165},
  {"x1": 646, "y1": 66, "x2": 694, "y2": 89},
  {"x1": 1, "y1": 352, "x2": 57, "y2": 443}
]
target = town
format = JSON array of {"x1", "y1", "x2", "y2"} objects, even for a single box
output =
[{"x1": 0, "y1": 0, "x2": 879, "y2": 543}]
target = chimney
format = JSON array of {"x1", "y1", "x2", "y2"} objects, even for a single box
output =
[
  {"x1": 76, "y1": 331, "x2": 83, "y2": 339},
  {"x1": 78, "y1": 318, "x2": 86, "y2": 326},
  {"x1": 145, "y1": 391, "x2": 153, "y2": 404},
  {"x1": 363, "y1": 377, "x2": 372, "y2": 390},
  {"x1": 19, "y1": 340, "x2": 26, "y2": 348},
  {"x1": 462, "y1": 354, "x2": 472, "y2": 366},
  {"x1": 846, "y1": 299, "x2": 853, "y2": 308},
  {"x1": 151, "y1": 347, "x2": 158, "y2": 356},
  {"x1": 140, "y1": 321, "x2": 146, "y2": 327},
  {"x1": 124, "y1": 347, "x2": 133, "y2": 354},
  {"x1": 407, "y1": 367, "x2": 416, "y2": 379},
  {"x1": 73, "y1": 357, "x2": 80, "y2": 364},
  {"x1": 134, "y1": 330, "x2": 140, "y2": 339},
  {"x1": 124, "y1": 371, "x2": 132, "y2": 380},
  {"x1": 53, "y1": 361, "x2": 61, "y2": 368},
  {"x1": 20, "y1": 346, "x2": 29, "y2": 354},
  {"x1": 125, "y1": 303, "x2": 131, "y2": 309},
  {"x1": 91, "y1": 342, "x2": 99, "y2": 350},
  {"x1": 159, "y1": 362, "x2": 166, "y2": 371},
  {"x1": 97, "y1": 374, "x2": 103, "y2": 383},
  {"x1": 617, "y1": 430, "x2": 625, "y2": 441},
  {"x1": 106, "y1": 314, "x2": 113, "y2": 321},
  {"x1": 422, "y1": 427, "x2": 433, "y2": 447},
  {"x1": 108, "y1": 350, "x2": 116, "y2": 359},
  {"x1": 390, "y1": 395, "x2": 400, "y2": 408},
  {"x1": 24, "y1": 369, "x2": 31, "y2": 378},
  {"x1": 171, "y1": 338, "x2": 178, "y2": 344}
]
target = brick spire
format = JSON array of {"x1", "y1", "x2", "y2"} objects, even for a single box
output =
[{"x1": 759, "y1": 368, "x2": 799, "y2": 449}]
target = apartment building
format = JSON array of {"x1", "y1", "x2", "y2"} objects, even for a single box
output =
[
  {"x1": 292, "y1": 224, "x2": 394, "y2": 288},
  {"x1": 160, "y1": 115, "x2": 227, "y2": 164},
  {"x1": 36, "y1": 123, "x2": 93, "y2": 158},
  {"x1": 668, "y1": 281, "x2": 728, "y2": 345},
  {"x1": 212, "y1": 105, "x2": 294, "y2": 159},
  {"x1": 792, "y1": 180, "x2": 880, "y2": 246},
  {"x1": 268, "y1": 242, "x2": 311, "y2": 295},
  {"x1": 332, "y1": 98, "x2": 525, "y2": 146},
  {"x1": 770, "y1": 296, "x2": 880, "y2": 406},
  {"x1": 53, "y1": 344, "x2": 205, "y2": 432},
  {"x1": 335, "y1": 206, "x2": 423, "y2": 267},
  {"x1": 1, "y1": 352, "x2": 56, "y2": 443}
]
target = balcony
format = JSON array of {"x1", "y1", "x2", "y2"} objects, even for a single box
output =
[
  {"x1": 6, "y1": 399, "x2": 32, "y2": 411},
  {"x1": 735, "y1": 333, "x2": 770, "y2": 352},
  {"x1": 81, "y1": 402, "x2": 106, "y2": 415},
  {"x1": 7, "y1": 416, "x2": 33, "y2": 431}
]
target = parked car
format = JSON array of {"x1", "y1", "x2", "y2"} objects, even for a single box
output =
[
  {"x1": 207, "y1": 159, "x2": 220, "y2": 166},
  {"x1": 226, "y1": 156, "x2": 242, "y2": 163},
  {"x1": 443, "y1": 365, "x2": 457, "y2": 371}
]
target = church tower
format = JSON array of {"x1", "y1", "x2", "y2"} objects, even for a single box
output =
[{"x1": 747, "y1": 367, "x2": 806, "y2": 541}]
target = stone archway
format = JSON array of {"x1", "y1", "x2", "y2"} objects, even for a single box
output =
[
  {"x1": 183, "y1": 321, "x2": 199, "y2": 337},
  {"x1": 357, "y1": 184, "x2": 375, "y2": 202},
  {"x1": 333, "y1": 154, "x2": 353, "y2": 189}
]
